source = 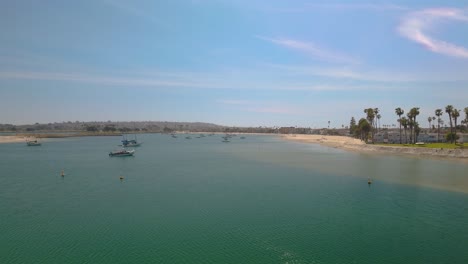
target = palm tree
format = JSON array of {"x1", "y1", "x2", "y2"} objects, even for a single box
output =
[
  {"x1": 376, "y1": 114, "x2": 381, "y2": 132},
  {"x1": 395, "y1": 107, "x2": 404, "y2": 144},
  {"x1": 427, "y1": 117, "x2": 432, "y2": 131},
  {"x1": 400, "y1": 117, "x2": 408, "y2": 144},
  {"x1": 463, "y1": 107, "x2": 468, "y2": 130},
  {"x1": 445, "y1": 105, "x2": 454, "y2": 143},
  {"x1": 414, "y1": 122, "x2": 420, "y2": 143},
  {"x1": 374, "y1": 108, "x2": 380, "y2": 132},
  {"x1": 408, "y1": 107, "x2": 420, "y2": 144},
  {"x1": 407, "y1": 117, "x2": 414, "y2": 144},
  {"x1": 435, "y1": 109, "x2": 443, "y2": 142},
  {"x1": 406, "y1": 112, "x2": 414, "y2": 144},
  {"x1": 453, "y1": 109, "x2": 460, "y2": 143},
  {"x1": 364, "y1": 108, "x2": 375, "y2": 142}
]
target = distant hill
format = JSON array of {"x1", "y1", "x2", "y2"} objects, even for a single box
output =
[
  {"x1": 0, "y1": 121, "x2": 328, "y2": 134},
  {"x1": 0, "y1": 121, "x2": 225, "y2": 133}
]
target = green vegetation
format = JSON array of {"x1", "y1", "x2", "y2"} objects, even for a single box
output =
[
  {"x1": 376, "y1": 143, "x2": 463, "y2": 149},
  {"x1": 353, "y1": 104, "x2": 467, "y2": 147},
  {"x1": 445, "y1": 132, "x2": 459, "y2": 142},
  {"x1": 395, "y1": 107, "x2": 404, "y2": 144},
  {"x1": 435, "y1": 109, "x2": 443, "y2": 142}
]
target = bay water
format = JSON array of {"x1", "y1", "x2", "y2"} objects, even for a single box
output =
[{"x1": 1, "y1": 134, "x2": 468, "y2": 263}]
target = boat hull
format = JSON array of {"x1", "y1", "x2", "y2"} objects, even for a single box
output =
[
  {"x1": 109, "y1": 150, "x2": 135, "y2": 157},
  {"x1": 109, "y1": 153, "x2": 134, "y2": 157}
]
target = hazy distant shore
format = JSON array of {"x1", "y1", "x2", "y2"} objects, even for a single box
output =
[
  {"x1": 0, "y1": 132, "x2": 122, "y2": 143},
  {"x1": 283, "y1": 134, "x2": 468, "y2": 162}
]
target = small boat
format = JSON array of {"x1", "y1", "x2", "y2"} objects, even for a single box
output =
[
  {"x1": 121, "y1": 139, "x2": 141, "y2": 147},
  {"x1": 121, "y1": 134, "x2": 141, "y2": 147},
  {"x1": 171, "y1": 134, "x2": 178, "y2": 138},
  {"x1": 240, "y1": 136, "x2": 246, "y2": 139},
  {"x1": 26, "y1": 139, "x2": 41, "y2": 146},
  {"x1": 109, "y1": 149, "x2": 135, "y2": 157},
  {"x1": 185, "y1": 136, "x2": 192, "y2": 139},
  {"x1": 368, "y1": 178, "x2": 372, "y2": 185}
]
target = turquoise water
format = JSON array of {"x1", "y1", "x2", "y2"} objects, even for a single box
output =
[{"x1": 1, "y1": 134, "x2": 468, "y2": 263}]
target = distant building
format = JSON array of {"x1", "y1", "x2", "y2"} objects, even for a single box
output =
[{"x1": 373, "y1": 130, "x2": 445, "y2": 143}]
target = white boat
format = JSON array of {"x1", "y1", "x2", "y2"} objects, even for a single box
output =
[
  {"x1": 26, "y1": 139, "x2": 41, "y2": 146},
  {"x1": 109, "y1": 149, "x2": 135, "y2": 157}
]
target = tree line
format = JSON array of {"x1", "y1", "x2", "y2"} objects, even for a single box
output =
[{"x1": 350, "y1": 106, "x2": 468, "y2": 144}]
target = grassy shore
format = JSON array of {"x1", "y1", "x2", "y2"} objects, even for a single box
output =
[{"x1": 376, "y1": 143, "x2": 464, "y2": 149}]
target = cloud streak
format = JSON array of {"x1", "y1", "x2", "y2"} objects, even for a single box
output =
[
  {"x1": 264, "y1": 3, "x2": 407, "y2": 13},
  {"x1": 398, "y1": 8, "x2": 468, "y2": 59},
  {"x1": 0, "y1": 69, "x2": 400, "y2": 91},
  {"x1": 258, "y1": 36, "x2": 359, "y2": 64},
  {"x1": 217, "y1": 99, "x2": 301, "y2": 114},
  {"x1": 304, "y1": 3, "x2": 407, "y2": 11}
]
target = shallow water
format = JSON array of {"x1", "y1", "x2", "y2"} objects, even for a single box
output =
[{"x1": 1, "y1": 134, "x2": 468, "y2": 263}]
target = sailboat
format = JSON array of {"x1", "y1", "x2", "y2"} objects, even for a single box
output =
[
  {"x1": 26, "y1": 138, "x2": 41, "y2": 146},
  {"x1": 120, "y1": 134, "x2": 141, "y2": 147}
]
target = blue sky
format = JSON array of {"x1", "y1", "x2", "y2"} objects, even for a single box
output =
[{"x1": 1, "y1": 0, "x2": 468, "y2": 127}]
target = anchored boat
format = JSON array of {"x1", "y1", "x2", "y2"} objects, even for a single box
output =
[
  {"x1": 109, "y1": 149, "x2": 135, "y2": 157},
  {"x1": 121, "y1": 134, "x2": 141, "y2": 147},
  {"x1": 26, "y1": 139, "x2": 41, "y2": 146}
]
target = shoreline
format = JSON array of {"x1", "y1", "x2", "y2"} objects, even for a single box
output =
[
  {"x1": 0, "y1": 136, "x2": 28, "y2": 144},
  {"x1": 282, "y1": 134, "x2": 468, "y2": 163},
  {"x1": 0, "y1": 132, "x2": 122, "y2": 144}
]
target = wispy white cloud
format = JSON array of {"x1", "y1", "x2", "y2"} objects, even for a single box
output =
[
  {"x1": 0, "y1": 71, "x2": 209, "y2": 88},
  {"x1": 3, "y1": 61, "x2": 468, "y2": 94},
  {"x1": 305, "y1": 3, "x2": 407, "y2": 11},
  {"x1": 0, "y1": 69, "x2": 399, "y2": 91},
  {"x1": 264, "y1": 3, "x2": 407, "y2": 13},
  {"x1": 265, "y1": 63, "x2": 468, "y2": 82},
  {"x1": 398, "y1": 8, "x2": 468, "y2": 59},
  {"x1": 257, "y1": 36, "x2": 359, "y2": 64},
  {"x1": 217, "y1": 99, "x2": 302, "y2": 114}
]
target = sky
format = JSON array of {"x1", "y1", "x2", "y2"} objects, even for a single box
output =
[{"x1": 1, "y1": 0, "x2": 468, "y2": 128}]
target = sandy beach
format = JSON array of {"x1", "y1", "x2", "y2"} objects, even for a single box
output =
[
  {"x1": 283, "y1": 134, "x2": 468, "y2": 162},
  {"x1": 0, "y1": 136, "x2": 26, "y2": 144}
]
